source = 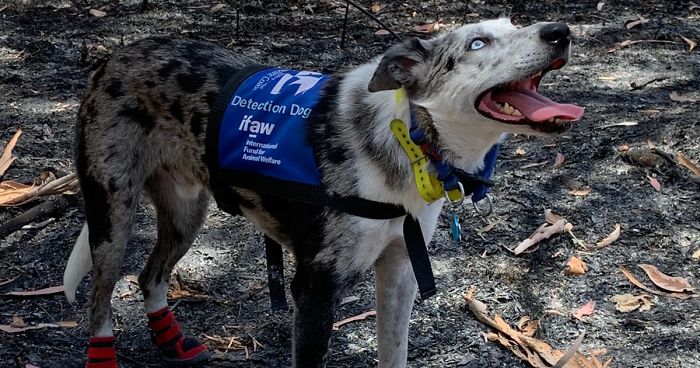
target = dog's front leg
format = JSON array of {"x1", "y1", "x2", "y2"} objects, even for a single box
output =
[
  {"x1": 374, "y1": 239, "x2": 417, "y2": 368},
  {"x1": 375, "y1": 203, "x2": 443, "y2": 368},
  {"x1": 290, "y1": 263, "x2": 337, "y2": 368}
]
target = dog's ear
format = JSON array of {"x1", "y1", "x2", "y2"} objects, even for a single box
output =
[{"x1": 368, "y1": 38, "x2": 431, "y2": 92}]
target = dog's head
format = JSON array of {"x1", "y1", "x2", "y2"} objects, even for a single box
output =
[{"x1": 369, "y1": 18, "x2": 584, "y2": 140}]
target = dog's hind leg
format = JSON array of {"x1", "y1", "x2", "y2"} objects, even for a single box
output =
[
  {"x1": 78, "y1": 163, "x2": 142, "y2": 368},
  {"x1": 138, "y1": 168, "x2": 211, "y2": 365},
  {"x1": 374, "y1": 240, "x2": 417, "y2": 368},
  {"x1": 290, "y1": 262, "x2": 338, "y2": 368}
]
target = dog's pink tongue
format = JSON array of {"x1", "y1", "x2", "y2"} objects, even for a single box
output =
[{"x1": 493, "y1": 89, "x2": 584, "y2": 122}]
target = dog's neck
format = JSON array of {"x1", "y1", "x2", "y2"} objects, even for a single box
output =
[{"x1": 324, "y1": 63, "x2": 502, "y2": 212}]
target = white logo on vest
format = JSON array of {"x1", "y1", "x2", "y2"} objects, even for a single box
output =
[{"x1": 270, "y1": 71, "x2": 325, "y2": 96}]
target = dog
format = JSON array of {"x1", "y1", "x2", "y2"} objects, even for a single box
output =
[{"x1": 63, "y1": 18, "x2": 583, "y2": 367}]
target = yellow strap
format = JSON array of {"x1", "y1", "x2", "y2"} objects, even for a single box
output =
[{"x1": 390, "y1": 119, "x2": 463, "y2": 203}]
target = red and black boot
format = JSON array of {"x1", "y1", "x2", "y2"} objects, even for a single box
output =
[
  {"x1": 86, "y1": 336, "x2": 118, "y2": 368},
  {"x1": 147, "y1": 307, "x2": 211, "y2": 366}
]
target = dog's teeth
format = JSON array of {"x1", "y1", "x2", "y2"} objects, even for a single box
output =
[
  {"x1": 502, "y1": 102, "x2": 514, "y2": 115},
  {"x1": 547, "y1": 118, "x2": 555, "y2": 123},
  {"x1": 512, "y1": 109, "x2": 523, "y2": 117}
]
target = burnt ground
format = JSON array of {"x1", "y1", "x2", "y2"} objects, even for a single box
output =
[{"x1": 1, "y1": 0, "x2": 699, "y2": 367}]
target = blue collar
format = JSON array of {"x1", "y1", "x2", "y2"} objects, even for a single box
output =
[{"x1": 407, "y1": 104, "x2": 499, "y2": 203}]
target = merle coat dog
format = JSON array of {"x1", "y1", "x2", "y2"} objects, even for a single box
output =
[{"x1": 63, "y1": 18, "x2": 583, "y2": 367}]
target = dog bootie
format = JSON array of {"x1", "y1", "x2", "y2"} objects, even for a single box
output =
[
  {"x1": 147, "y1": 307, "x2": 211, "y2": 366},
  {"x1": 86, "y1": 336, "x2": 118, "y2": 368}
]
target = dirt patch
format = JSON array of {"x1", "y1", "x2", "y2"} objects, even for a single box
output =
[{"x1": 1, "y1": 1, "x2": 699, "y2": 367}]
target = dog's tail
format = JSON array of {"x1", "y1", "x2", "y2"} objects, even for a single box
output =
[{"x1": 63, "y1": 223, "x2": 92, "y2": 303}]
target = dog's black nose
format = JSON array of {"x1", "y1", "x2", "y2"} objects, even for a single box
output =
[{"x1": 540, "y1": 23, "x2": 570, "y2": 47}]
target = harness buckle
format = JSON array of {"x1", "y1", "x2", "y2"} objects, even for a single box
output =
[{"x1": 472, "y1": 195, "x2": 493, "y2": 217}]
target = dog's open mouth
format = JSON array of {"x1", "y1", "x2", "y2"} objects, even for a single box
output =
[{"x1": 475, "y1": 59, "x2": 584, "y2": 133}]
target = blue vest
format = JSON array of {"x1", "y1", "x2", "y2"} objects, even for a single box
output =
[
  {"x1": 207, "y1": 66, "x2": 330, "y2": 206},
  {"x1": 206, "y1": 66, "x2": 497, "y2": 210}
]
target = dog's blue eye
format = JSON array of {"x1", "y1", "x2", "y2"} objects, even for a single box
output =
[{"x1": 469, "y1": 39, "x2": 486, "y2": 50}]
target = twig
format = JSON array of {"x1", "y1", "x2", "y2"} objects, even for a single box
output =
[
  {"x1": 332, "y1": 310, "x2": 376, "y2": 330},
  {"x1": 608, "y1": 39, "x2": 684, "y2": 53},
  {"x1": 630, "y1": 76, "x2": 668, "y2": 90},
  {"x1": 651, "y1": 148, "x2": 677, "y2": 165},
  {"x1": 551, "y1": 330, "x2": 586, "y2": 368},
  {"x1": 343, "y1": 0, "x2": 403, "y2": 43},
  {"x1": 340, "y1": 1, "x2": 350, "y2": 49},
  {"x1": 0, "y1": 274, "x2": 21, "y2": 287},
  {"x1": 510, "y1": 220, "x2": 567, "y2": 255},
  {"x1": 0, "y1": 196, "x2": 77, "y2": 238}
]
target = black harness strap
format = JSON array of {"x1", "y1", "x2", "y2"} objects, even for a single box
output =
[
  {"x1": 207, "y1": 66, "x2": 493, "y2": 311},
  {"x1": 403, "y1": 216, "x2": 437, "y2": 299},
  {"x1": 264, "y1": 236, "x2": 288, "y2": 311}
]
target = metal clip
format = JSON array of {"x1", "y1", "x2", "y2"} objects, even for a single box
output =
[
  {"x1": 472, "y1": 195, "x2": 493, "y2": 217},
  {"x1": 444, "y1": 181, "x2": 465, "y2": 207}
]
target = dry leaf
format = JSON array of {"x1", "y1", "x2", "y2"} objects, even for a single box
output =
[
  {"x1": 544, "y1": 209, "x2": 565, "y2": 225},
  {"x1": 370, "y1": 2, "x2": 381, "y2": 13},
  {"x1": 565, "y1": 256, "x2": 588, "y2": 276},
  {"x1": 594, "y1": 224, "x2": 621, "y2": 248},
  {"x1": 610, "y1": 294, "x2": 654, "y2": 312},
  {"x1": 619, "y1": 267, "x2": 693, "y2": 299},
  {"x1": 597, "y1": 2, "x2": 605, "y2": 11},
  {"x1": 515, "y1": 148, "x2": 526, "y2": 156},
  {"x1": 639, "y1": 109, "x2": 660, "y2": 114},
  {"x1": 573, "y1": 300, "x2": 595, "y2": 320},
  {"x1": 94, "y1": 44, "x2": 109, "y2": 54},
  {"x1": 693, "y1": 249, "x2": 700, "y2": 260},
  {"x1": 124, "y1": 275, "x2": 139, "y2": 285},
  {"x1": 210, "y1": 3, "x2": 226, "y2": 12},
  {"x1": 374, "y1": 29, "x2": 390, "y2": 35},
  {"x1": 679, "y1": 34, "x2": 697, "y2": 52},
  {"x1": 669, "y1": 91, "x2": 698, "y2": 103},
  {"x1": 638, "y1": 264, "x2": 695, "y2": 293},
  {"x1": 647, "y1": 175, "x2": 661, "y2": 191},
  {"x1": 0, "y1": 181, "x2": 36, "y2": 206},
  {"x1": 516, "y1": 316, "x2": 539, "y2": 337},
  {"x1": 4, "y1": 285, "x2": 64, "y2": 296},
  {"x1": 598, "y1": 76, "x2": 617, "y2": 81},
  {"x1": 56, "y1": 321, "x2": 78, "y2": 328},
  {"x1": 25, "y1": 364, "x2": 40, "y2": 368},
  {"x1": 0, "y1": 320, "x2": 77, "y2": 334},
  {"x1": 511, "y1": 219, "x2": 567, "y2": 255},
  {"x1": 625, "y1": 16, "x2": 649, "y2": 29},
  {"x1": 568, "y1": 187, "x2": 592, "y2": 196},
  {"x1": 676, "y1": 153, "x2": 700, "y2": 176},
  {"x1": 332, "y1": 310, "x2": 376, "y2": 331},
  {"x1": 0, "y1": 129, "x2": 21, "y2": 177},
  {"x1": 554, "y1": 153, "x2": 565, "y2": 168},
  {"x1": 414, "y1": 22, "x2": 443, "y2": 33},
  {"x1": 89, "y1": 8, "x2": 106, "y2": 17},
  {"x1": 466, "y1": 289, "x2": 605, "y2": 368},
  {"x1": 0, "y1": 172, "x2": 78, "y2": 206},
  {"x1": 168, "y1": 289, "x2": 207, "y2": 300},
  {"x1": 11, "y1": 315, "x2": 26, "y2": 328},
  {"x1": 476, "y1": 222, "x2": 495, "y2": 236}
]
